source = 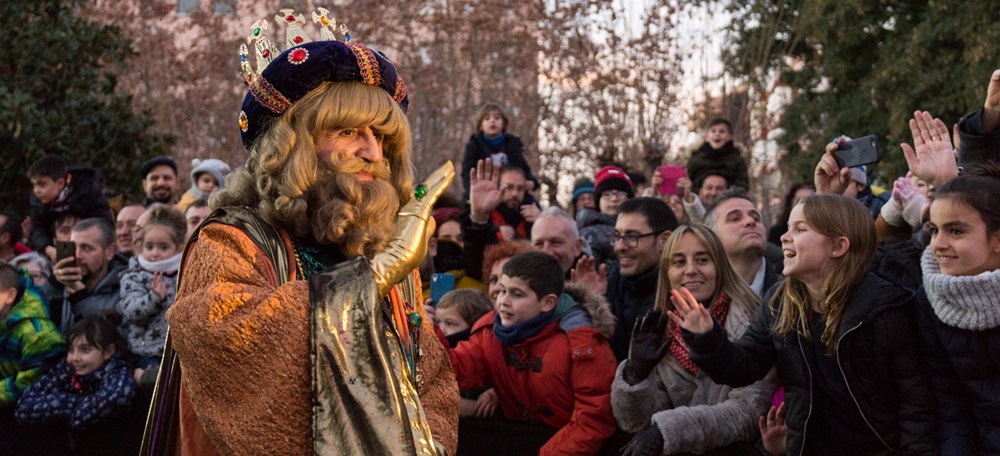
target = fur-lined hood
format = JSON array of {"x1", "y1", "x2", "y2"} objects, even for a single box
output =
[{"x1": 563, "y1": 282, "x2": 616, "y2": 340}]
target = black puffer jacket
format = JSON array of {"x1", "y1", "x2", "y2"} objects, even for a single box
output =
[
  {"x1": 915, "y1": 286, "x2": 1000, "y2": 455},
  {"x1": 685, "y1": 273, "x2": 936, "y2": 455},
  {"x1": 604, "y1": 263, "x2": 658, "y2": 362},
  {"x1": 575, "y1": 207, "x2": 617, "y2": 269}
]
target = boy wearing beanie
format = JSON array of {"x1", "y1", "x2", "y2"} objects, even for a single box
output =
[{"x1": 570, "y1": 177, "x2": 595, "y2": 219}]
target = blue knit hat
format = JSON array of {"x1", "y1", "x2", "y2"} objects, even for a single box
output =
[{"x1": 571, "y1": 177, "x2": 594, "y2": 203}]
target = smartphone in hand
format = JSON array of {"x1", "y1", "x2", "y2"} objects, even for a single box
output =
[
  {"x1": 55, "y1": 240, "x2": 77, "y2": 266},
  {"x1": 834, "y1": 135, "x2": 881, "y2": 169},
  {"x1": 430, "y1": 273, "x2": 456, "y2": 307}
]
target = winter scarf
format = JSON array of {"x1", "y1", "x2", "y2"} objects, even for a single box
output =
[
  {"x1": 493, "y1": 309, "x2": 555, "y2": 347},
  {"x1": 921, "y1": 247, "x2": 1000, "y2": 330},
  {"x1": 668, "y1": 291, "x2": 730, "y2": 375},
  {"x1": 137, "y1": 252, "x2": 183, "y2": 274},
  {"x1": 482, "y1": 132, "x2": 505, "y2": 149}
]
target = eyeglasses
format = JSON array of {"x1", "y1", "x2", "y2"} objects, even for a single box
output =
[
  {"x1": 502, "y1": 183, "x2": 527, "y2": 192},
  {"x1": 601, "y1": 190, "x2": 629, "y2": 200},
  {"x1": 610, "y1": 231, "x2": 663, "y2": 248}
]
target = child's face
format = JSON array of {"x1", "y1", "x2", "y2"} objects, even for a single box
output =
[
  {"x1": 31, "y1": 176, "x2": 66, "y2": 206},
  {"x1": 142, "y1": 225, "x2": 180, "y2": 262},
  {"x1": 495, "y1": 275, "x2": 556, "y2": 327},
  {"x1": 53, "y1": 216, "x2": 79, "y2": 242},
  {"x1": 435, "y1": 306, "x2": 470, "y2": 336},
  {"x1": 929, "y1": 197, "x2": 1000, "y2": 277},
  {"x1": 480, "y1": 111, "x2": 504, "y2": 137},
  {"x1": 196, "y1": 173, "x2": 218, "y2": 194},
  {"x1": 704, "y1": 124, "x2": 732, "y2": 149},
  {"x1": 779, "y1": 204, "x2": 841, "y2": 289},
  {"x1": 0, "y1": 287, "x2": 17, "y2": 320},
  {"x1": 67, "y1": 336, "x2": 113, "y2": 376}
]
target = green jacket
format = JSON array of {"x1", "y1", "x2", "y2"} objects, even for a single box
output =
[{"x1": 0, "y1": 271, "x2": 66, "y2": 406}]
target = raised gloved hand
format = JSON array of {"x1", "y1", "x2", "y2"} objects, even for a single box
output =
[
  {"x1": 623, "y1": 308, "x2": 671, "y2": 386},
  {"x1": 621, "y1": 424, "x2": 663, "y2": 456},
  {"x1": 370, "y1": 161, "x2": 455, "y2": 297}
]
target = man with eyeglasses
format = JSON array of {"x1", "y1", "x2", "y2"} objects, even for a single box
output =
[
  {"x1": 575, "y1": 197, "x2": 677, "y2": 361},
  {"x1": 577, "y1": 166, "x2": 634, "y2": 269},
  {"x1": 484, "y1": 165, "x2": 540, "y2": 241}
]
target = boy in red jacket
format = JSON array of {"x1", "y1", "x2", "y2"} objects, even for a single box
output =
[{"x1": 450, "y1": 251, "x2": 617, "y2": 455}]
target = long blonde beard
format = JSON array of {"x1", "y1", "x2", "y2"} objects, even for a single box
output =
[{"x1": 307, "y1": 157, "x2": 399, "y2": 258}]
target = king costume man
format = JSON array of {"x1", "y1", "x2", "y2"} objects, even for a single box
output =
[{"x1": 141, "y1": 10, "x2": 459, "y2": 456}]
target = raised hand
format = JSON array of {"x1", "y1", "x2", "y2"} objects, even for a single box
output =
[
  {"x1": 677, "y1": 177, "x2": 693, "y2": 201},
  {"x1": 569, "y1": 256, "x2": 607, "y2": 296},
  {"x1": 469, "y1": 158, "x2": 501, "y2": 223},
  {"x1": 666, "y1": 288, "x2": 713, "y2": 335},
  {"x1": 150, "y1": 272, "x2": 168, "y2": 299},
  {"x1": 370, "y1": 161, "x2": 455, "y2": 297},
  {"x1": 814, "y1": 138, "x2": 852, "y2": 195},
  {"x1": 623, "y1": 308, "x2": 671, "y2": 385},
  {"x1": 983, "y1": 69, "x2": 1000, "y2": 132},
  {"x1": 759, "y1": 402, "x2": 788, "y2": 456},
  {"x1": 901, "y1": 110, "x2": 958, "y2": 188},
  {"x1": 891, "y1": 177, "x2": 916, "y2": 205}
]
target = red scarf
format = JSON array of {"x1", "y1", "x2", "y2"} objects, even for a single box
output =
[{"x1": 668, "y1": 291, "x2": 730, "y2": 375}]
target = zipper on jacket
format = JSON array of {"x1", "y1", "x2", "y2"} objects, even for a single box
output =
[
  {"x1": 796, "y1": 335, "x2": 813, "y2": 456},
  {"x1": 835, "y1": 321, "x2": 900, "y2": 454}
]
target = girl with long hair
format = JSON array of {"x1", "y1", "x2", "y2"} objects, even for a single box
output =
[
  {"x1": 918, "y1": 162, "x2": 1000, "y2": 454},
  {"x1": 614, "y1": 224, "x2": 776, "y2": 455},
  {"x1": 669, "y1": 194, "x2": 935, "y2": 455}
]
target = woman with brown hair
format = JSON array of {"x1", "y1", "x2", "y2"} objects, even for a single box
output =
[
  {"x1": 670, "y1": 194, "x2": 936, "y2": 455},
  {"x1": 613, "y1": 224, "x2": 775, "y2": 455}
]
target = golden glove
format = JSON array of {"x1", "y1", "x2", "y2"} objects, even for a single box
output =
[{"x1": 370, "y1": 161, "x2": 455, "y2": 296}]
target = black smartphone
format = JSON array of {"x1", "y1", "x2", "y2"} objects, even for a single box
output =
[
  {"x1": 55, "y1": 240, "x2": 76, "y2": 265},
  {"x1": 834, "y1": 135, "x2": 880, "y2": 168}
]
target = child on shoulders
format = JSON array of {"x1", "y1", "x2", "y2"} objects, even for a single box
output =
[
  {"x1": 27, "y1": 154, "x2": 112, "y2": 254},
  {"x1": 15, "y1": 315, "x2": 135, "y2": 430},
  {"x1": 176, "y1": 158, "x2": 230, "y2": 212},
  {"x1": 450, "y1": 251, "x2": 617, "y2": 455}
]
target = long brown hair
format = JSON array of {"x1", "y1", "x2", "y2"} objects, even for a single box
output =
[
  {"x1": 213, "y1": 82, "x2": 414, "y2": 256},
  {"x1": 654, "y1": 224, "x2": 759, "y2": 318},
  {"x1": 771, "y1": 194, "x2": 876, "y2": 354}
]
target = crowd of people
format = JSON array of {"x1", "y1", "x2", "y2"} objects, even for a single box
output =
[{"x1": 2, "y1": 8, "x2": 999, "y2": 456}]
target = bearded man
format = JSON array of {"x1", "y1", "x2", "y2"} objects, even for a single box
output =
[{"x1": 142, "y1": 12, "x2": 458, "y2": 456}]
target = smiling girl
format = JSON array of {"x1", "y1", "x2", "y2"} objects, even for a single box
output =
[
  {"x1": 918, "y1": 162, "x2": 1000, "y2": 454},
  {"x1": 669, "y1": 194, "x2": 936, "y2": 455},
  {"x1": 16, "y1": 316, "x2": 135, "y2": 430}
]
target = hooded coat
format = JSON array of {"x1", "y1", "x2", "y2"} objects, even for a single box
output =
[
  {"x1": 0, "y1": 274, "x2": 65, "y2": 405},
  {"x1": 575, "y1": 207, "x2": 617, "y2": 269}
]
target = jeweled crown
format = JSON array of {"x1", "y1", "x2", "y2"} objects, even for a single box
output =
[{"x1": 238, "y1": 8, "x2": 351, "y2": 88}]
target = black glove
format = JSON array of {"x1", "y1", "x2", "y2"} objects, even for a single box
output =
[
  {"x1": 621, "y1": 424, "x2": 663, "y2": 456},
  {"x1": 624, "y1": 308, "x2": 671, "y2": 385}
]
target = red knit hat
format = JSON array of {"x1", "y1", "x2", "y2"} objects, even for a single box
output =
[{"x1": 594, "y1": 166, "x2": 634, "y2": 199}]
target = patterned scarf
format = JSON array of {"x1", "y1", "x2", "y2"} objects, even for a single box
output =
[{"x1": 668, "y1": 291, "x2": 730, "y2": 375}]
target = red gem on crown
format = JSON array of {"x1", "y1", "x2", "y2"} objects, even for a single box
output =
[
  {"x1": 288, "y1": 48, "x2": 309, "y2": 64},
  {"x1": 293, "y1": 36, "x2": 303, "y2": 44},
  {"x1": 261, "y1": 49, "x2": 270, "y2": 58},
  {"x1": 286, "y1": 14, "x2": 295, "y2": 22}
]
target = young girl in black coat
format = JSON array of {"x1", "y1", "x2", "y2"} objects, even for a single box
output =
[
  {"x1": 669, "y1": 194, "x2": 936, "y2": 455},
  {"x1": 460, "y1": 103, "x2": 536, "y2": 205},
  {"x1": 919, "y1": 162, "x2": 1000, "y2": 454}
]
